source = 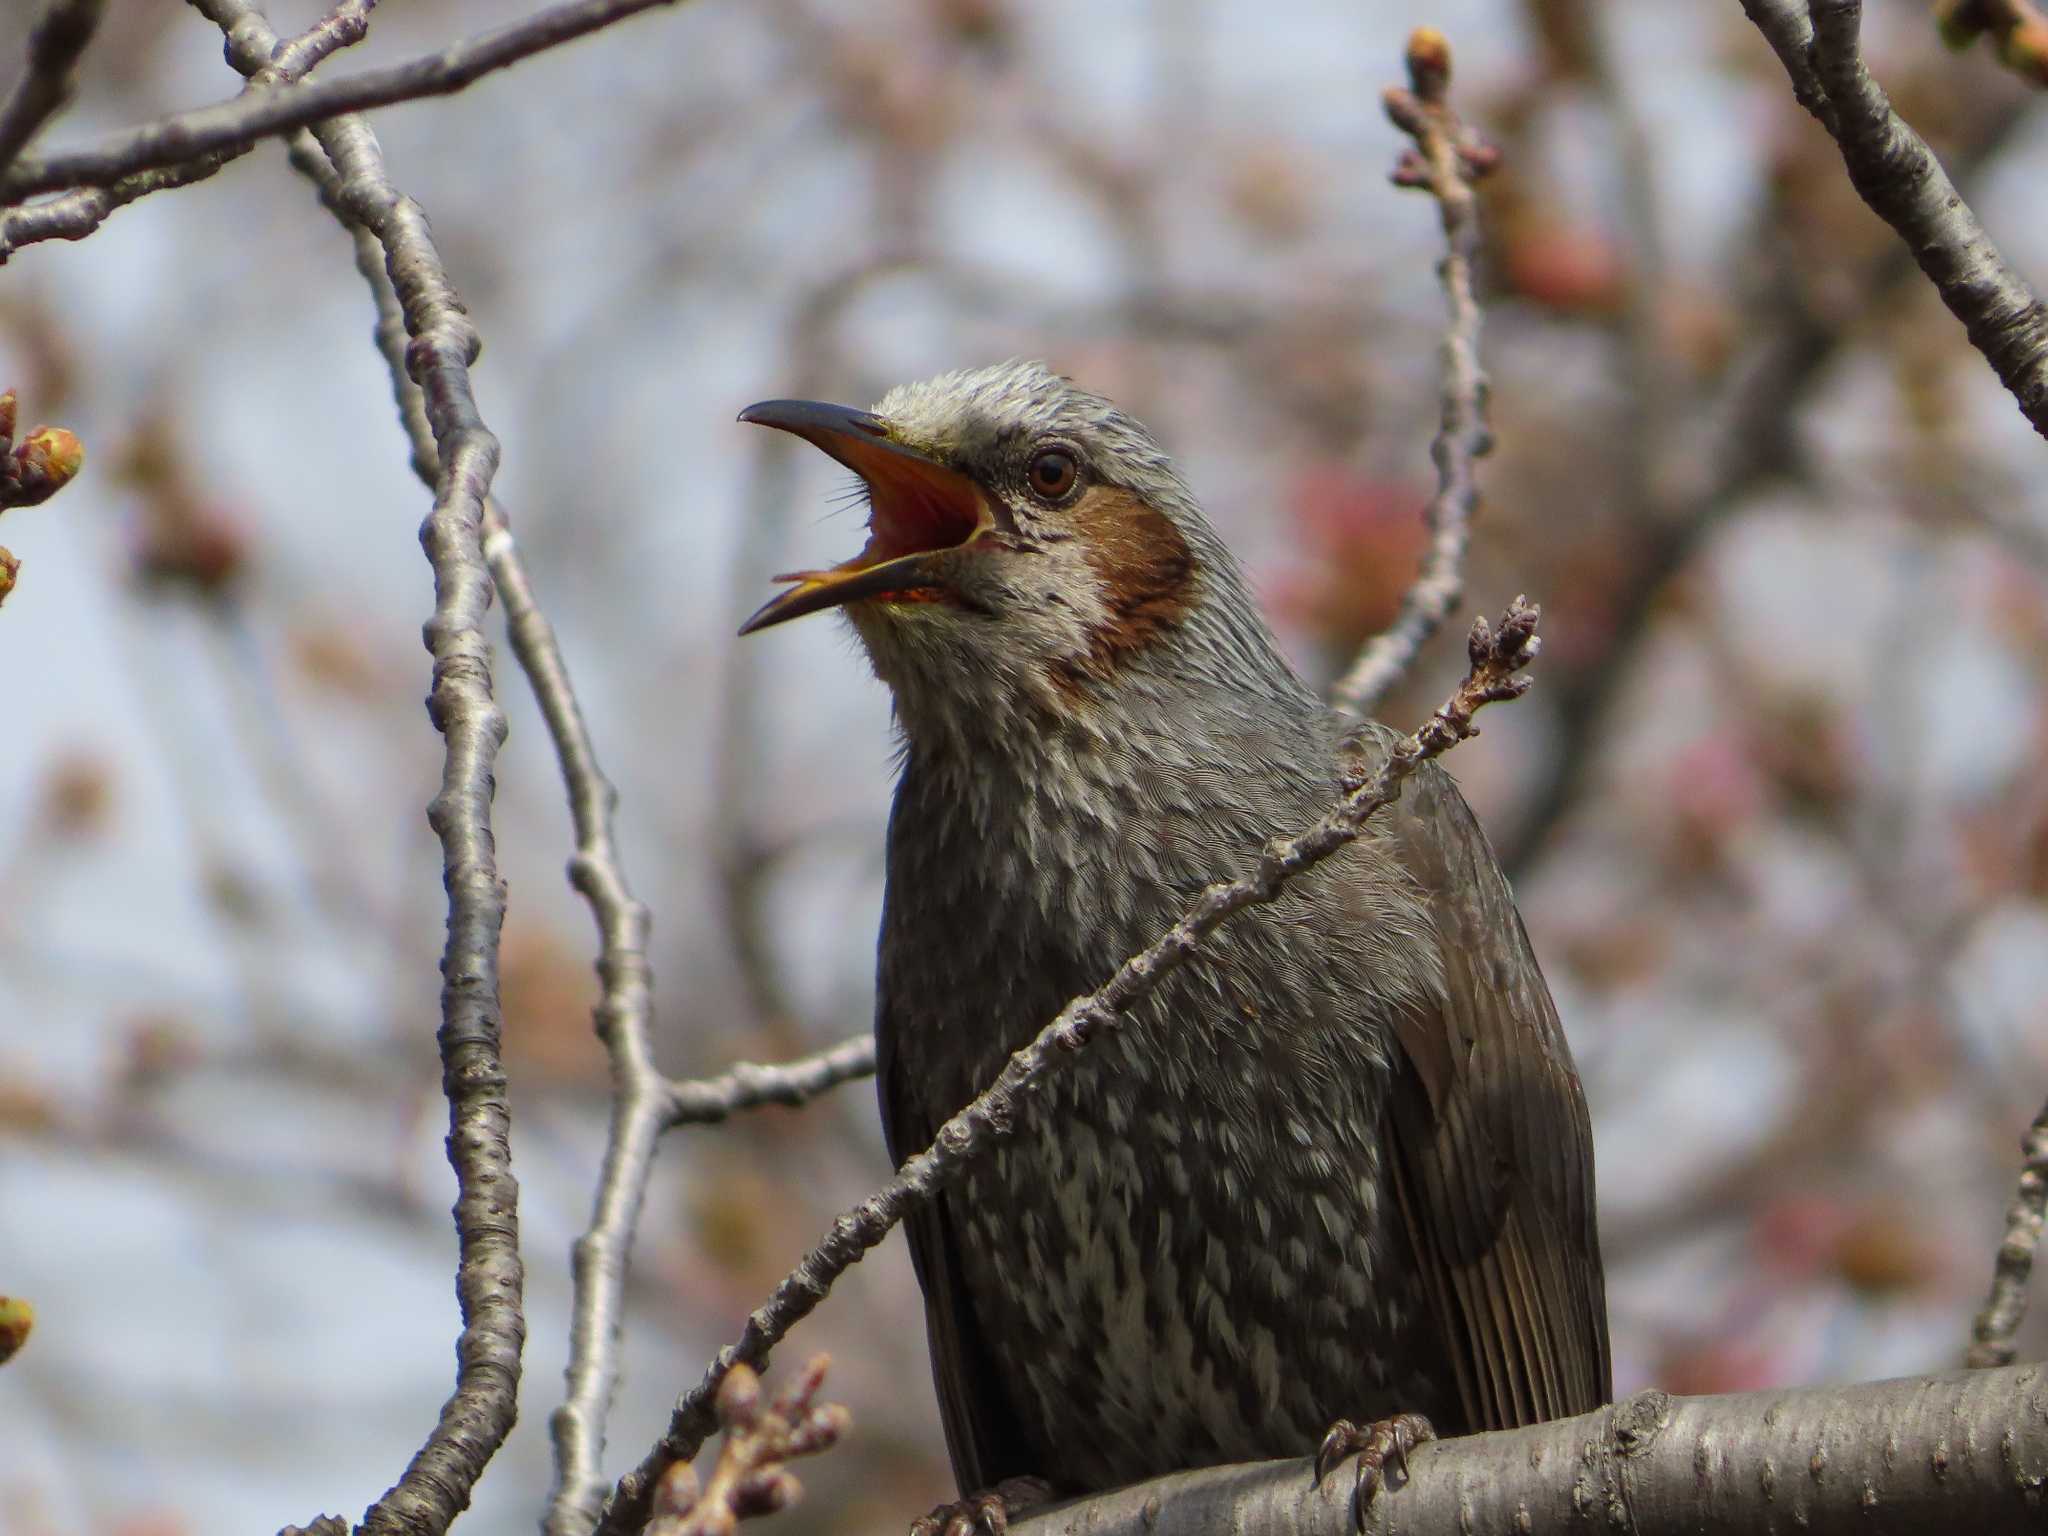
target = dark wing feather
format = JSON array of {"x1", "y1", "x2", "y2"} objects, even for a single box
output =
[
  {"x1": 1373, "y1": 747, "x2": 1611, "y2": 1431},
  {"x1": 877, "y1": 1004, "x2": 1033, "y2": 1494}
]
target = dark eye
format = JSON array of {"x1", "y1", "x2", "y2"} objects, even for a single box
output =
[{"x1": 1026, "y1": 447, "x2": 1079, "y2": 502}]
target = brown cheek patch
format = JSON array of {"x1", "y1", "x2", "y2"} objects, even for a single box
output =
[{"x1": 1049, "y1": 485, "x2": 1197, "y2": 697}]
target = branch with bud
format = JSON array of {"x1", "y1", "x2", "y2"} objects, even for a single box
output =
[
  {"x1": 1330, "y1": 27, "x2": 1499, "y2": 721},
  {"x1": 644, "y1": 1358, "x2": 851, "y2": 1536},
  {"x1": 0, "y1": 386, "x2": 84, "y2": 607},
  {"x1": 1740, "y1": 0, "x2": 2048, "y2": 438}
]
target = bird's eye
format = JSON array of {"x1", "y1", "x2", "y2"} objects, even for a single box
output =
[{"x1": 1026, "y1": 448, "x2": 1080, "y2": 502}]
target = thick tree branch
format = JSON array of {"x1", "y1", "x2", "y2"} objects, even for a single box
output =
[
  {"x1": 1739, "y1": 0, "x2": 2048, "y2": 437},
  {"x1": 1331, "y1": 29, "x2": 1496, "y2": 721},
  {"x1": 1011, "y1": 1365, "x2": 2048, "y2": 1536},
  {"x1": 1969, "y1": 1097, "x2": 2048, "y2": 1367},
  {"x1": 1, "y1": 0, "x2": 689, "y2": 202},
  {"x1": 594, "y1": 602, "x2": 1545, "y2": 1536},
  {"x1": 0, "y1": 0, "x2": 103, "y2": 179}
]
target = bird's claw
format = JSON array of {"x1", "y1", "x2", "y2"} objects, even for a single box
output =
[
  {"x1": 1313, "y1": 1412, "x2": 1434, "y2": 1530},
  {"x1": 908, "y1": 1476, "x2": 1053, "y2": 1536}
]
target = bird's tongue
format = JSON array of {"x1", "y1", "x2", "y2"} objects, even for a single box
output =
[
  {"x1": 770, "y1": 476, "x2": 982, "y2": 593},
  {"x1": 852, "y1": 475, "x2": 982, "y2": 569}
]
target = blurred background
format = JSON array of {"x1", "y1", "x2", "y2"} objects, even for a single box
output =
[{"x1": 3, "y1": 0, "x2": 2046, "y2": 1530}]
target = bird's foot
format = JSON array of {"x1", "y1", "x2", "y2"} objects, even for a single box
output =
[
  {"x1": 908, "y1": 1476, "x2": 1054, "y2": 1536},
  {"x1": 1314, "y1": 1412, "x2": 1435, "y2": 1530}
]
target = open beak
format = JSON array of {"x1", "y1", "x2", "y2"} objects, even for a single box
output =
[{"x1": 736, "y1": 399, "x2": 994, "y2": 635}]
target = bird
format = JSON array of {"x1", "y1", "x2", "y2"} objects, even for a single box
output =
[{"x1": 737, "y1": 360, "x2": 1610, "y2": 1532}]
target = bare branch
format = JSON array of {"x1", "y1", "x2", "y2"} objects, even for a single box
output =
[
  {"x1": 1330, "y1": 28, "x2": 1497, "y2": 720},
  {"x1": 322, "y1": 110, "x2": 524, "y2": 1536},
  {"x1": 1497, "y1": 98, "x2": 2036, "y2": 876},
  {"x1": 499, "y1": 493, "x2": 664, "y2": 1536},
  {"x1": 282, "y1": 97, "x2": 658, "y2": 1536},
  {"x1": 0, "y1": 0, "x2": 103, "y2": 179},
  {"x1": 1739, "y1": 0, "x2": 2048, "y2": 437},
  {"x1": 318, "y1": 114, "x2": 523, "y2": 1536},
  {"x1": 594, "y1": 601, "x2": 1545, "y2": 1536},
  {"x1": 2, "y1": 158, "x2": 234, "y2": 262},
  {"x1": 1, "y1": 0, "x2": 692, "y2": 202},
  {"x1": 663, "y1": 1036, "x2": 877, "y2": 1128},
  {"x1": 1, "y1": 0, "x2": 372, "y2": 262},
  {"x1": 1968, "y1": 1098, "x2": 2048, "y2": 1368},
  {"x1": 188, "y1": 3, "x2": 526, "y2": 1525},
  {"x1": 1011, "y1": 1365, "x2": 2048, "y2": 1536}
]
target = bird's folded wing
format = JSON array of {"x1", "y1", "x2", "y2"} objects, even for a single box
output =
[
  {"x1": 878, "y1": 1016, "x2": 1034, "y2": 1494},
  {"x1": 1370, "y1": 745, "x2": 1612, "y2": 1429}
]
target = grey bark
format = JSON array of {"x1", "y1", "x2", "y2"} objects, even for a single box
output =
[{"x1": 1015, "y1": 1363, "x2": 2048, "y2": 1536}]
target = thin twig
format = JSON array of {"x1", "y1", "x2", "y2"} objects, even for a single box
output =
[
  {"x1": 595, "y1": 601, "x2": 1545, "y2": 1536},
  {"x1": 1330, "y1": 29, "x2": 1498, "y2": 721},
  {"x1": 1, "y1": 0, "x2": 371, "y2": 263},
  {"x1": 0, "y1": 0, "x2": 103, "y2": 179},
  {"x1": 497, "y1": 494, "x2": 664, "y2": 1536},
  {"x1": 191, "y1": 4, "x2": 525, "y2": 1526},
  {"x1": 663, "y1": 1035, "x2": 877, "y2": 1128},
  {"x1": 1738, "y1": 0, "x2": 2048, "y2": 437},
  {"x1": 1967, "y1": 1099, "x2": 2048, "y2": 1367},
  {"x1": 1, "y1": 159, "x2": 228, "y2": 263},
  {"x1": 1, "y1": 0, "x2": 690, "y2": 202}
]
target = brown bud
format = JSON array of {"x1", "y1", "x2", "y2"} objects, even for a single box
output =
[
  {"x1": 1935, "y1": 0, "x2": 1991, "y2": 48},
  {"x1": 0, "y1": 390, "x2": 15, "y2": 448},
  {"x1": 788, "y1": 1402, "x2": 853, "y2": 1456},
  {"x1": 2002, "y1": 19, "x2": 2048, "y2": 84},
  {"x1": 715, "y1": 1362, "x2": 762, "y2": 1428},
  {"x1": 784, "y1": 1352, "x2": 832, "y2": 1413},
  {"x1": 41, "y1": 750, "x2": 114, "y2": 838},
  {"x1": 1405, "y1": 26, "x2": 1453, "y2": 102},
  {"x1": 650, "y1": 1460, "x2": 701, "y2": 1518},
  {"x1": 0, "y1": 1295, "x2": 34, "y2": 1364},
  {"x1": 731, "y1": 1469, "x2": 801, "y2": 1517},
  {"x1": 12, "y1": 426, "x2": 84, "y2": 504},
  {"x1": 930, "y1": 0, "x2": 1008, "y2": 47},
  {"x1": 0, "y1": 545, "x2": 16, "y2": 607},
  {"x1": 134, "y1": 498, "x2": 248, "y2": 595}
]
